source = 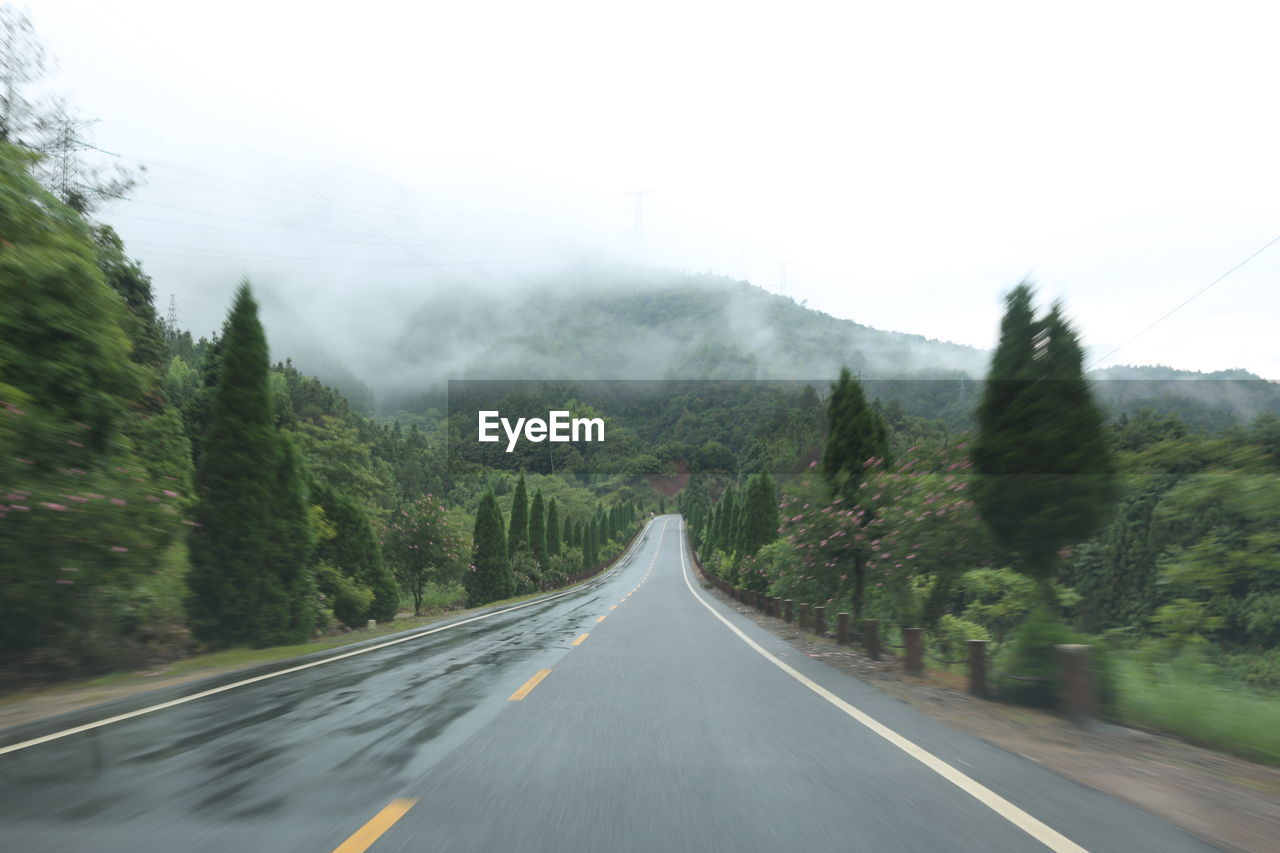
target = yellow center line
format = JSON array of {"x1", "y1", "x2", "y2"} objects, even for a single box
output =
[
  {"x1": 610, "y1": 604, "x2": 618, "y2": 610},
  {"x1": 509, "y1": 669, "x2": 552, "y2": 701},
  {"x1": 333, "y1": 799, "x2": 416, "y2": 853},
  {"x1": 597, "y1": 614, "x2": 608, "y2": 623},
  {"x1": 572, "y1": 633, "x2": 589, "y2": 646}
]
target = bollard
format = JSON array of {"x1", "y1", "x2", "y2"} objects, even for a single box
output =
[
  {"x1": 863, "y1": 619, "x2": 880, "y2": 660},
  {"x1": 1056, "y1": 644, "x2": 1095, "y2": 722},
  {"x1": 784, "y1": 599, "x2": 794, "y2": 623},
  {"x1": 366, "y1": 619, "x2": 377, "y2": 630},
  {"x1": 969, "y1": 640, "x2": 987, "y2": 697},
  {"x1": 904, "y1": 628, "x2": 923, "y2": 673},
  {"x1": 799, "y1": 603, "x2": 811, "y2": 631},
  {"x1": 814, "y1": 606, "x2": 827, "y2": 637},
  {"x1": 836, "y1": 612, "x2": 850, "y2": 645},
  {"x1": 773, "y1": 597, "x2": 782, "y2": 618}
]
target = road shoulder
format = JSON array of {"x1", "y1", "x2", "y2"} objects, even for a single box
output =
[{"x1": 693, "y1": 570, "x2": 1280, "y2": 853}]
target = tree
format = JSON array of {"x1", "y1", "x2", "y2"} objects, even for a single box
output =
[
  {"x1": 737, "y1": 473, "x2": 779, "y2": 559},
  {"x1": 186, "y1": 283, "x2": 314, "y2": 647},
  {"x1": 508, "y1": 474, "x2": 529, "y2": 557},
  {"x1": 971, "y1": 283, "x2": 1116, "y2": 598},
  {"x1": 0, "y1": 9, "x2": 138, "y2": 212},
  {"x1": 0, "y1": 7, "x2": 50, "y2": 146},
  {"x1": 821, "y1": 367, "x2": 889, "y2": 499},
  {"x1": 468, "y1": 492, "x2": 511, "y2": 605},
  {"x1": 313, "y1": 481, "x2": 398, "y2": 622},
  {"x1": 384, "y1": 494, "x2": 466, "y2": 616},
  {"x1": 546, "y1": 497, "x2": 561, "y2": 557},
  {"x1": 261, "y1": 434, "x2": 316, "y2": 644},
  {"x1": 529, "y1": 489, "x2": 546, "y2": 566}
]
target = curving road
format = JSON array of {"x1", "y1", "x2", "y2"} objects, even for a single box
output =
[{"x1": 0, "y1": 516, "x2": 1215, "y2": 852}]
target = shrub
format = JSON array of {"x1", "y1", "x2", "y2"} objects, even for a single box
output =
[
  {"x1": 996, "y1": 607, "x2": 1114, "y2": 711},
  {"x1": 931, "y1": 614, "x2": 989, "y2": 663},
  {"x1": 316, "y1": 562, "x2": 374, "y2": 629}
]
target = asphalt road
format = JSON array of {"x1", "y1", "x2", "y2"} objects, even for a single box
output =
[{"x1": 0, "y1": 516, "x2": 1216, "y2": 852}]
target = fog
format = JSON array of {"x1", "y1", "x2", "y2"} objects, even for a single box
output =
[{"x1": 24, "y1": 0, "x2": 1280, "y2": 388}]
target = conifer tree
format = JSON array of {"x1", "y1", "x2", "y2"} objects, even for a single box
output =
[
  {"x1": 529, "y1": 489, "x2": 546, "y2": 566},
  {"x1": 972, "y1": 283, "x2": 1116, "y2": 597},
  {"x1": 546, "y1": 497, "x2": 561, "y2": 557},
  {"x1": 261, "y1": 435, "x2": 316, "y2": 644},
  {"x1": 821, "y1": 366, "x2": 889, "y2": 499},
  {"x1": 187, "y1": 283, "x2": 314, "y2": 647},
  {"x1": 738, "y1": 473, "x2": 780, "y2": 558},
  {"x1": 468, "y1": 491, "x2": 511, "y2": 605},
  {"x1": 508, "y1": 474, "x2": 529, "y2": 557}
]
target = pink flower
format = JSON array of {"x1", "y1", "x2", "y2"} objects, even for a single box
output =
[
  {"x1": 67, "y1": 440, "x2": 84, "y2": 448},
  {"x1": 42, "y1": 502, "x2": 66, "y2": 511},
  {"x1": 111, "y1": 546, "x2": 128, "y2": 553},
  {"x1": 163, "y1": 490, "x2": 179, "y2": 498},
  {"x1": 110, "y1": 498, "x2": 127, "y2": 506}
]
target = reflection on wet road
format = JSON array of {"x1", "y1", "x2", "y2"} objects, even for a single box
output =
[{"x1": 0, "y1": 523, "x2": 655, "y2": 852}]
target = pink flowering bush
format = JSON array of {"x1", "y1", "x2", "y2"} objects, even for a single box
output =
[
  {"x1": 381, "y1": 494, "x2": 467, "y2": 615},
  {"x1": 1, "y1": 394, "x2": 190, "y2": 672},
  {"x1": 754, "y1": 439, "x2": 995, "y2": 630}
]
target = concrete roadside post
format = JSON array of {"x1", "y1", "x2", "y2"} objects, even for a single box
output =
[
  {"x1": 969, "y1": 640, "x2": 987, "y2": 697},
  {"x1": 836, "y1": 612, "x2": 850, "y2": 645},
  {"x1": 1056, "y1": 644, "x2": 1096, "y2": 723},
  {"x1": 904, "y1": 628, "x2": 923, "y2": 674},
  {"x1": 863, "y1": 619, "x2": 880, "y2": 660}
]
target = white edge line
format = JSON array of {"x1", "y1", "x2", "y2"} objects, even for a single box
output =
[
  {"x1": 0, "y1": 518, "x2": 659, "y2": 757},
  {"x1": 674, "y1": 520, "x2": 1088, "y2": 853}
]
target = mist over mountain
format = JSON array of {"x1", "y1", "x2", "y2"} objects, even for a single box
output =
[
  {"x1": 249, "y1": 261, "x2": 1276, "y2": 426},
  {"x1": 260, "y1": 263, "x2": 993, "y2": 412}
]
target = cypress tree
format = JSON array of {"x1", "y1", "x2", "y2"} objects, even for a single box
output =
[
  {"x1": 468, "y1": 492, "x2": 511, "y2": 605},
  {"x1": 187, "y1": 283, "x2": 313, "y2": 647},
  {"x1": 714, "y1": 486, "x2": 737, "y2": 555},
  {"x1": 546, "y1": 498, "x2": 561, "y2": 557},
  {"x1": 564, "y1": 515, "x2": 574, "y2": 551},
  {"x1": 508, "y1": 474, "x2": 529, "y2": 557},
  {"x1": 972, "y1": 283, "x2": 1117, "y2": 597},
  {"x1": 529, "y1": 489, "x2": 546, "y2": 566},
  {"x1": 821, "y1": 366, "x2": 889, "y2": 499},
  {"x1": 738, "y1": 473, "x2": 779, "y2": 558},
  {"x1": 261, "y1": 434, "x2": 316, "y2": 644}
]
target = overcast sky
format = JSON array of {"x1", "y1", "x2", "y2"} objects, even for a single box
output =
[{"x1": 25, "y1": 0, "x2": 1280, "y2": 379}]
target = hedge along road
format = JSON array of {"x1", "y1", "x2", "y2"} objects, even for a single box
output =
[{"x1": 0, "y1": 518, "x2": 1213, "y2": 852}]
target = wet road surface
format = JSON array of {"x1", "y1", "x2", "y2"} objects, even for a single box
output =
[{"x1": 0, "y1": 517, "x2": 1217, "y2": 851}]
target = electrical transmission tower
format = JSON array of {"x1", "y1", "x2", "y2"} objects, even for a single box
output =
[{"x1": 624, "y1": 190, "x2": 651, "y2": 257}]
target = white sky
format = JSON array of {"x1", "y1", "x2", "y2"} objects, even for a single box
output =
[{"x1": 24, "y1": 0, "x2": 1280, "y2": 378}]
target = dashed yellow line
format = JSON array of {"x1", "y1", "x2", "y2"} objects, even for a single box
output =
[
  {"x1": 509, "y1": 669, "x2": 552, "y2": 701},
  {"x1": 610, "y1": 604, "x2": 618, "y2": 611},
  {"x1": 333, "y1": 799, "x2": 416, "y2": 853},
  {"x1": 572, "y1": 633, "x2": 589, "y2": 646},
  {"x1": 597, "y1": 614, "x2": 608, "y2": 623}
]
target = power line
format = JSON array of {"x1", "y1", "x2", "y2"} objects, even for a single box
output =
[{"x1": 1086, "y1": 231, "x2": 1280, "y2": 371}]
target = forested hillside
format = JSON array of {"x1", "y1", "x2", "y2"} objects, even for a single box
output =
[{"x1": 0, "y1": 139, "x2": 651, "y2": 685}]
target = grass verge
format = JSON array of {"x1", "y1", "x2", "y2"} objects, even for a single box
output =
[{"x1": 1110, "y1": 655, "x2": 1280, "y2": 766}]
